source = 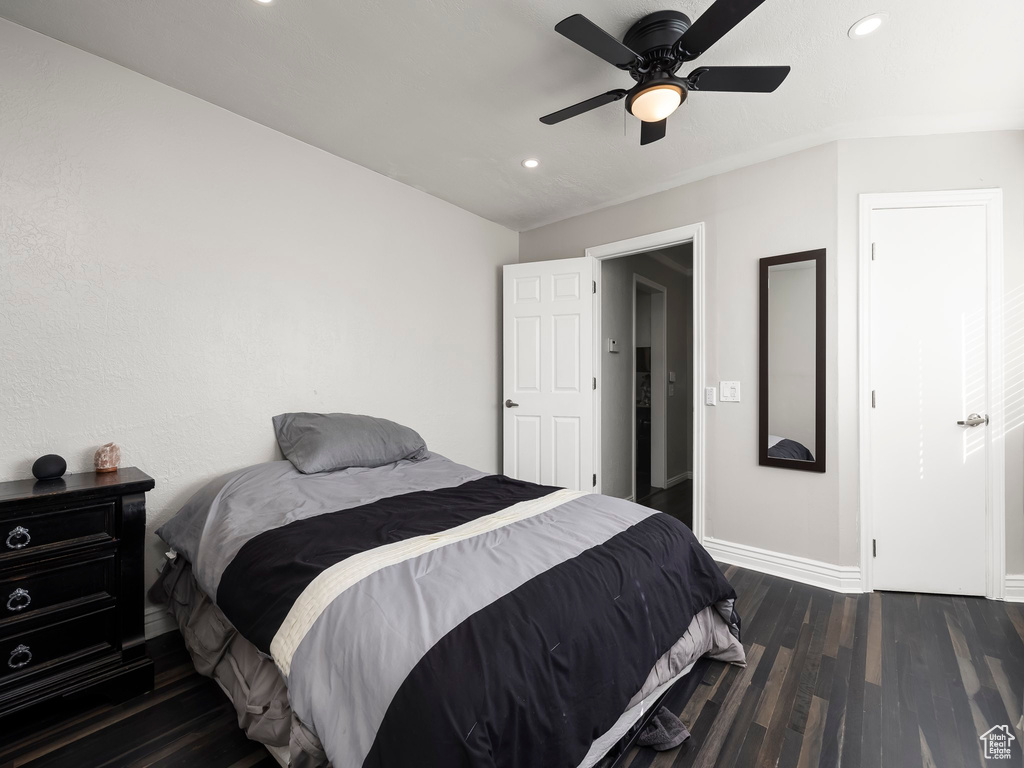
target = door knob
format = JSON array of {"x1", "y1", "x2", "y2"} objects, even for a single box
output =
[
  {"x1": 957, "y1": 413, "x2": 988, "y2": 427},
  {"x1": 505, "y1": 399, "x2": 519, "y2": 408}
]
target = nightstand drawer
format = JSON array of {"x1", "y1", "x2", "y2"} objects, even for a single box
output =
[
  {"x1": 0, "y1": 607, "x2": 117, "y2": 687},
  {"x1": 0, "y1": 554, "x2": 115, "y2": 622},
  {"x1": 1, "y1": 503, "x2": 114, "y2": 559}
]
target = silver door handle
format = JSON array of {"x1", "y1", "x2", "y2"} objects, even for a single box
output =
[
  {"x1": 957, "y1": 413, "x2": 988, "y2": 427},
  {"x1": 505, "y1": 399, "x2": 519, "y2": 408}
]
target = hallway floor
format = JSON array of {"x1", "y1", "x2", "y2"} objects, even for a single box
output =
[{"x1": 637, "y1": 479, "x2": 693, "y2": 529}]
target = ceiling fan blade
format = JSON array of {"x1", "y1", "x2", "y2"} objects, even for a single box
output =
[
  {"x1": 540, "y1": 89, "x2": 628, "y2": 125},
  {"x1": 640, "y1": 119, "x2": 667, "y2": 146},
  {"x1": 677, "y1": 0, "x2": 769, "y2": 59},
  {"x1": 687, "y1": 66, "x2": 790, "y2": 92},
  {"x1": 554, "y1": 14, "x2": 641, "y2": 69}
]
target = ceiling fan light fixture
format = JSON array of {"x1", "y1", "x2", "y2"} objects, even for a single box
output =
[
  {"x1": 848, "y1": 12, "x2": 888, "y2": 38},
  {"x1": 628, "y1": 82, "x2": 685, "y2": 123}
]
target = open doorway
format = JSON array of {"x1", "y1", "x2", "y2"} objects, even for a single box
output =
[{"x1": 599, "y1": 245, "x2": 694, "y2": 526}]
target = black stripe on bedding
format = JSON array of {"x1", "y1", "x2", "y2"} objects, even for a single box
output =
[
  {"x1": 217, "y1": 475, "x2": 558, "y2": 652},
  {"x1": 362, "y1": 512, "x2": 735, "y2": 768}
]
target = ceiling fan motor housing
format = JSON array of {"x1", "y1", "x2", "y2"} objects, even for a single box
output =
[{"x1": 623, "y1": 10, "x2": 693, "y2": 80}]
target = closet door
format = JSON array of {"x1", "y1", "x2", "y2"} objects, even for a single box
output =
[{"x1": 867, "y1": 202, "x2": 993, "y2": 596}]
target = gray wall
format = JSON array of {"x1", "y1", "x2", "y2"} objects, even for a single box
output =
[
  {"x1": 599, "y1": 248, "x2": 693, "y2": 500},
  {"x1": 635, "y1": 292, "x2": 652, "y2": 347},
  {"x1": 522, "y1": 131, "x2": 1024, "y2": 576},
  {"x1": 523, "y1": 142, "x2": 844, "y2": 565}
]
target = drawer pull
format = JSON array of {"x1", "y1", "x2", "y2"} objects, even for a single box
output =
[
  {"x1": 6, "y1": 588, "x2": 31, "y2": 612},
  {"x1": 8, "y1": 644, "x2": 32, "y2": 669},
  {"x1": 5, "y1": 526, "x2": 30, "y2": 550}
]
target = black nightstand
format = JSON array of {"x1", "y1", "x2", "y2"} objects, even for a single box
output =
[{"x1": 0, "y1": 468, "x2": 155, "y2": 718}]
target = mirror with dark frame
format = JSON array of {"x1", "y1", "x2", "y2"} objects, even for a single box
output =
[{"x1": 758, "y1": 249, "x2": 826, "y2": 472}]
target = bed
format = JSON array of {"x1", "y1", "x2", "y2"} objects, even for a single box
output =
[
  {"x1": 767, "y1": 434, "x2": 814, "y2": 461},
  {"x1": 152, "y1": 441, "x2": 744, "y2": 768}
]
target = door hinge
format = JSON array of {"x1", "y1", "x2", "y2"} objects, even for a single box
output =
[
  {"x1": 593, "y1": 474, "x2": 597, "y2": 487},
  {"x1": 593, "y1": 377, "x2": 597, "y2": 390},
  {"x1": 871, "y1": 390, "x2": 876, "y2": 408},
  {"x1": 871, "y1": 242, "x2": 877, "y2": 261},
  {"x1": 593, "y1": 280, "x2": 597, "y2": 294},
  {"x1": 872, "y1": 539, "x2": 877, "y2": 557}
]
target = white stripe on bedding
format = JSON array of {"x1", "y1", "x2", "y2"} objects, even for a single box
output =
[{"x1": 271, "y1": 488, "x2": 587, "y2": 675}]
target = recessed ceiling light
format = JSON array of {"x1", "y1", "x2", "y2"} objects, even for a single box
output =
[
  {"x1": 848, "y1": 12, "x2": 888, "y2": 39},
  {"x1": 522, "y1": 158, "x2": 540, "y2": 169},
  {"x1": 253, "y1": 0, "x2": 273, "y2": 5}
]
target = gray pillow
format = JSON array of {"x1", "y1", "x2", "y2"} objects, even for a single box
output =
[{"x1": 272, "y1": 412, "x2": 427, "y2": 474}]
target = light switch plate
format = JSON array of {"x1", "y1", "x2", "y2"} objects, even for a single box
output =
[
  {"x1": 608, "y1": 338, "x2": 619, "y2": 353},
  {"x1": 668, "y1": 384, "x2": 675, "y2": 397},
  {"x1": 704, "y1": 387, "x2": 717, "y2": 406},
  {"x1": 720, "y1": 381, "x2": 741, "y2": 402},
  {"x1": 668, "y1": 371, "x2": 676, "y2": 383}
]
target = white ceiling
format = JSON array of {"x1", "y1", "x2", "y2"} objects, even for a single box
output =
[{"x1": 2, "y1": 0, "x2": 1022, "y2": 231}]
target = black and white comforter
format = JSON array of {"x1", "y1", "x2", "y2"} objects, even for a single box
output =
[
  {"x1": 158, "y1": 453, "x2": 740, "y2": 768},
  {"x1": 767, "y1": 437, "x2": 814, "y2": 461}
]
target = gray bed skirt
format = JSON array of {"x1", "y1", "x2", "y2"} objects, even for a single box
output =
[{"x1": 150, "y1": 555, "x2": 329, "y2": 767}]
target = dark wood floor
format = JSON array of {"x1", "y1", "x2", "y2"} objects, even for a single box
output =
[
  {"x1": 622, "y1": 565, "x2": 1024, "y2": 768},
  {"x1": 2, "y1": 565, "x2": 1022, "y2": 767},
  {"x1": 638, "y1": 480, "x2": 693, "y2": 529},
  {"x1": 0, "y1": 634, "x2": 278, "y2": 768}
]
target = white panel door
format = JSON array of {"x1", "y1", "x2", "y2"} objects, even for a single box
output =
[
  {"x1": 868, "y1": 205, "x2": 989, "y2": 595},
  {"x1": 502, "y1": 257, "x2": 593, "y2": 491}
]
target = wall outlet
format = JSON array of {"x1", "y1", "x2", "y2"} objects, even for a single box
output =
[
  {"x1": 668, "y1": 384, "x2": 675, "y2": 397},
  {"x1": 704, "y1": 387, "x2": 717, "y2": 406},
  {"x1": 720, "y1": 381, "x2": 741, "y2": 402}
]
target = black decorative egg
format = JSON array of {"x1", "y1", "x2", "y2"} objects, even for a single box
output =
[{"x1": 32, "y1": 454, "x2": 67, "y2": 481}]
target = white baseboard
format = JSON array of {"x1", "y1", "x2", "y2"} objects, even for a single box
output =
[
  {"x1": 704, "y1": 536, "x2": 863, "y2": 594},
  {"x1": 1006, "y1": 574, "x2": 1024, "y2": 603},
  {"x1": 665, "y1": 472, "x2": 692, "y2": 488},
  {"x1": 145, "y1": 604, "x2": 177, "y2": 639},
  {"x1": 624, "y1": 495, "x2": 634, "y2": 502}
]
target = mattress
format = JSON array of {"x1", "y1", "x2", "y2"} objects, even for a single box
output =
[{"x1": 153, "y1": 453, "x2": 745, "y2": 768}]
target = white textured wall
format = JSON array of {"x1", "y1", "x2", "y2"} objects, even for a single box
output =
[{"x1": 0, "y1": 21, "x2": 518, "y2": 587}]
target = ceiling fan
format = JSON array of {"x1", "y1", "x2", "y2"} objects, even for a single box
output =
[{"x1": 540, "y1": 0, "x2": 790, "y2": 145}]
